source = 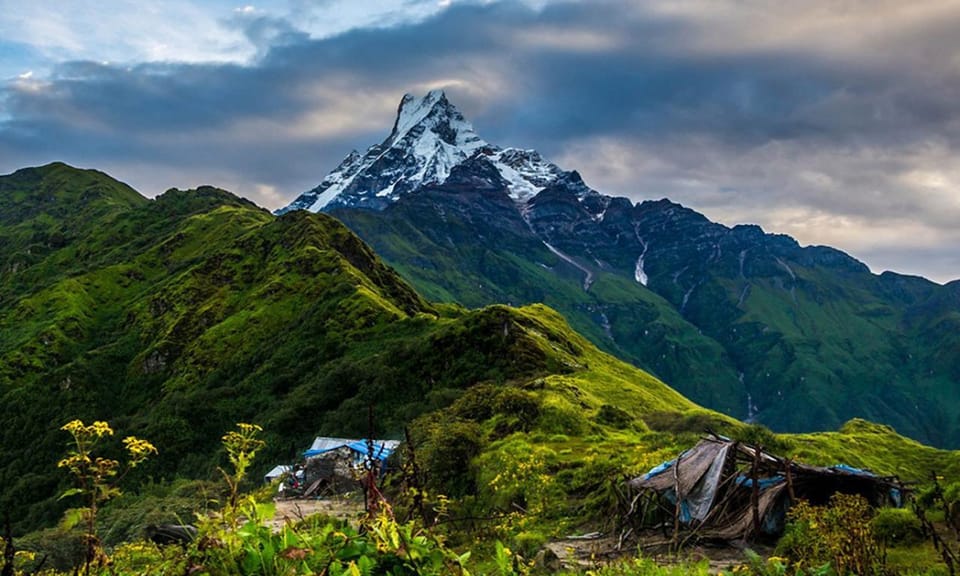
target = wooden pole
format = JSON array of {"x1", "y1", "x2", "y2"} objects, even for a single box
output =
[
  {"x1": 403, "y1": 427, "x2": 426, "y2": 523},
  {"x1": 672, "y1": 454, "x2": 682, "y2": 552},
  {"x1": 365, "y1": 404, "x2": 376, "y2": 515},
  {"x1": 785, "y1": 458, "x2": 796, "y2": 501},
  {"x1": 750, "y1": 445, "x2": 762, "y2": 540}
]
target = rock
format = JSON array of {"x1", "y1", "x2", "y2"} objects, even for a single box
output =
[{"x1": 534, "y1": 547, "x2": 562, "y2": 572}]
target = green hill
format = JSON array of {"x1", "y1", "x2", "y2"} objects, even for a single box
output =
[
  {"x1": 2, "y1": 163, "x2": 956, "y2": 542},
  {"x1": 0, "y1": 164, "x2": 703, "y2": 532}
]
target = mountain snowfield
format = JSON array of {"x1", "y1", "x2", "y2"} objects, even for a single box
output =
[{"x1": 279, "y1": 90, "x2": 584, "y2": 213}]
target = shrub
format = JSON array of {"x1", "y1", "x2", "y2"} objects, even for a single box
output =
[
  {"x1": 776, "y1": 493, "x2": 885, "y2": 576},
  {"x1": 15, "y1": 526, "x2": 86, "y2": 573},
  {"x1": 98, "y1": 479, "x2": 218, "y2": 546},
  {"x1": 449, "y1": 384, "x2": 500, "y2": 422},
  {"x1": 734, "y1": 424, "x2": 792, "y2": 455},
  {"x1": 418, "y1": 419, "x2": 484, "y2": 497},
  {"x1": 642, "y1": 410, "x2": 733, "y2": 435},
  {"x1": 595, "y1": 404, "x2": 634, "y2": 429},
  {"x1": 493, "y1": 388, "x2": 541, "y2": 430},
  {"x1": 941, "y1": 481, "x2": 960, "y2": 506},
  {"x1": 479, "y1": 440, "x2": 558, "y2": 516},
  {"x1": 537, "y1": 405, "x2": 588, "y2": 435},
  {"x1": 872, "y1": 507, "x2": 923, "y2": 545}
]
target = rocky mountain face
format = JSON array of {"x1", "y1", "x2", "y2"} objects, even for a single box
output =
[
  {"x1": 282, "y1": 91, "x2": 960, "y2": 447},
  {"x1": 279, "y1": 90, "x2": 565, "y2": 214}
]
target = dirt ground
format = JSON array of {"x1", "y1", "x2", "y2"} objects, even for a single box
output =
[
  {"x1": 267, "y1": 496, "x2": 365, "y2": 531},
  {"x1": 267, "y1": 500, "x2": 772, "y2": 574},
  {"x1": 544, "y1": 533, "x2": 774, "y2": 574}
]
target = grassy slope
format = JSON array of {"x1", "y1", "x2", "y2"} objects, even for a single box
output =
[
  {"x1": 707, "y1": 263, "x2": 959, "y2": 445},
  {"x1": 410, "y1": 310, "x2": 960, "y2": 548},
  {"x1": 337, "y1": 192, "x2": 960, "y2": 448},
  {"x1": 333, "y1": 203, "x2": 747, "y2": 418},
  {"x1": 2, "y1": 164, "x2": 956, "y2": 540}
]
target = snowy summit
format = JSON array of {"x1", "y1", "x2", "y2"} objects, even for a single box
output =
[{"x1": 278, "y1": 90, "x2": 571, "y2": 214}]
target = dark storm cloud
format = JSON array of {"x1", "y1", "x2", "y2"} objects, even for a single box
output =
[
  {"x1": 6, "y1": 61, "x2": 299, "y2": 132},
  {"x1": 1, "y1": 0, "x2": 959, "y2": 281},
  {"x1": 2, "y1": 1, "x2": 944, "y2": 153}
]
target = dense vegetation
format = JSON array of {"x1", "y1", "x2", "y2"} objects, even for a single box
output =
[
  {"x1": 4, "y1": 415, "x2": 959, "y2": 575},
  {"x1": 3, "y1": 163, "x2": 959, "y2": 575}
]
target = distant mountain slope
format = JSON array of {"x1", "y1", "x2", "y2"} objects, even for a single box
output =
[
  {"x1": 284, "y1": 91, "x2": 960, "y2": 447},
  {"x1": 0, "y1": 163, "x2": 703, "y2": 533},
  {"x1": 331, "y1": 160, "x2": 746, "y2": 416}
]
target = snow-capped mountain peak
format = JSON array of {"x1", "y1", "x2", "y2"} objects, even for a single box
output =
[
  {"x1": 388, "y1": 90, "x2": 484, "y2": 150},
  {"x1": 277, "y1": 91, "x2": 586, "y2": 214}
]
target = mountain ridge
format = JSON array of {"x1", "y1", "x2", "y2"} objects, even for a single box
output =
[{"x1": 286, "y1": 91, "x2": 960, "y2": 447}]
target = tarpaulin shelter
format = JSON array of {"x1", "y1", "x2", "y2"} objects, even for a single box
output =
[
  {"x1": 303, "y1": 437, "x2": 400, "y2": 463},
  {"x1": 624, "y1": 434, "x2": 904, "y2": 543},
  {"x1": 294, "y1": 437, "x2": 401, "y2": 497},
  {"x1": 263, "y1": 464, "x2": 292, "y2": 485}
]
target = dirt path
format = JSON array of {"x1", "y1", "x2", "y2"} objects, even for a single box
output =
[
  {"x1": 267, "y1": 497, "x2": 365, "y2": 531},
  {"x1": 268, "y1": 501, "x2": 771, "y2": 574},
  {"x1": 544, "y1": 534, "x2": 772, "y2": 574}
]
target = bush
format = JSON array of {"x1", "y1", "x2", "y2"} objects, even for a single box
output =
[
  {"x1": 493, "y1": 388, "x2": 541, "y2": 429},
  {"x1": 733, "y1": 424, "x2": 792, "y2": 455},
  {"x1": 512, "y1": 529, "x2": 548, "y2": 558},
  {"x1": 642, "y1": 410, "x2": 733, "y2": 435},
  {"x1": 449, "y1": 384, "x2": 500, "y2": 422},
  {"x1": 537, "y1": 405, "x2": 588, "y2": 435},
  {"x1": 776, "y1": 494, "x2": 885, "y2": 576},
  {"x1": 417, "y1": 419, "x2": 485, "y2": 497},
  {"x1": 98, "y1": 479, "x2": 218, "y2": 545},
  {"x1": 16, "y1": 526, "x2": 86, "y2": 573},
  {"x1": 478, "y1": 439, "x2": 558, "y2": 516},
  {"x1": 942, "y1": 481, "x2": 960, "y2": 506},
  {"x1": 595, "y1": 404, "x2": 634, "y2": 429},
  {"x1": 872, "y1": 507, "x2": 923, "y2": 545}
]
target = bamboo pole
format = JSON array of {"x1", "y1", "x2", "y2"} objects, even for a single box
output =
[
  {"x1": 672, "y1": 454, "x2": 682, "y2": 552},
  {"x1": 785, "y1": 457, "x2": 796, "y2": 501},
  {"x1": 750, "y1": 445, "x2": 762, "y2": 540}
]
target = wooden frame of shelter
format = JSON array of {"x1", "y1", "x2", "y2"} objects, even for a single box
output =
[{"x1": 621, "y1": 433, "x2": 906, "y2": 549}]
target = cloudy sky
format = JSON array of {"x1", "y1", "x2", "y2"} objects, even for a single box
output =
[{"x1": 1, "y1": 0, "x2": 959, "y2": 283}]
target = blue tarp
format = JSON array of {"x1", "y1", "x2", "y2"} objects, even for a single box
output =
[
  {"x1": 735, "y1": 475, "x2": 786, "y2": 490},
  {"x1": 831, "y1": 464, "x2": 875, "y2": 477},
  {"x1": 345, "y1": 440, "x2": 396, "y2": 462},
  {"x1": 890, "y1": 488, "x2": 903, "y2": 507},
  {"x1": 662, "y1": 489, "x2": 692, "y2": 523},
  {"x1": 303, "y1": 439, "x2": 397, "y2": 462},
  {"x1": 643, "y1": 460, "x2": 674, "y2": 480}
]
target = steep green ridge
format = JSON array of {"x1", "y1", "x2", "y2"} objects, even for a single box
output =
[
  {"x1": 0, "y1": 164, "x2": 706, "y2": 533},
  {"x1": 331, "y1": 187, "x2": 745, "y2": 418}
]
